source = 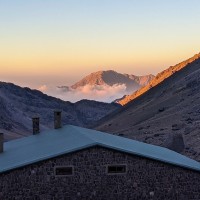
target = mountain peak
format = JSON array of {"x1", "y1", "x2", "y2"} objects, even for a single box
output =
[{"x1": 71, "y1": 70, "x2": 154, "y2": 93}]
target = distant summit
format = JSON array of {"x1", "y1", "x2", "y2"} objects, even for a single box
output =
[
  {"x1": 71, "y1": 70, "x2": 154, "y2": 93},
  {"x1": 54, "y1": 70, "x2": 154, "y2": 103}
]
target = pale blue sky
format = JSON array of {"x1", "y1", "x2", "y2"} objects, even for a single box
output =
[{"x1": 0, "y1": 0, "x2": 200, "y2": 87}]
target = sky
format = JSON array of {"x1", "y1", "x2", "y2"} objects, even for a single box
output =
[{"x1": 0, "y1": 0, "x2": 200, "y2": 100}]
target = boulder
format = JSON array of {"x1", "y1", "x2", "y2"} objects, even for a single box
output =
[{"x1": 163, "y1": 133, "x2": 185, "y2": 153}]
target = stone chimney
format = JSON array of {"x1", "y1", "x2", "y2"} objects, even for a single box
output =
[
  {"x1": 0, "y1": 133, "x2": 3, "y2": 153},
  {"x1": 32, "y1": 117, "x2": 40, "y2": 135},
  {"x1": 54, "y1": 111, "x2": 62, "y2": 129}
]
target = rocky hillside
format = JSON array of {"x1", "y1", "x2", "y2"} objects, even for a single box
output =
[
  {"x1": 95, "y1": 53, "x2": 200, "y2": 161},
  {"x1": 124, "y1": 74, "x2": 155, "y2": 87},
  {"x1": 117, "y1": 53, "x2": 200, "y2": 105},
  {"x1": 71, "y1": 70, "x2": 154, "y2": 93},
  {"x1": 0, "y1": 82, "x2": 121, "y2": 141}
]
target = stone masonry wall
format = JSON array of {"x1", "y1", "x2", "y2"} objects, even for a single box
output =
[{"x1": 0, "y1": 146, "x2": 200, "y2": 200}]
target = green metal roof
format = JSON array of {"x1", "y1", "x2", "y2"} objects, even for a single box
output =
[{"x1": 0, "y1": 125, "x2": 200, "y2": 173}]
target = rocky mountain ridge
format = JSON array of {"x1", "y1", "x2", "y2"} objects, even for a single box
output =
[
  {"x1": 117, "y1": 53, "x2": 200, "y2": 105},
  {"x1": 95, "y1": 53, "x2": 200, "y2": 161},
  {"x1": 0, "y1": 82, "x2": 121, "y2": 141}
]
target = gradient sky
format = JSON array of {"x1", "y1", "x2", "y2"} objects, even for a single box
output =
[{"x1": 1, "y1": 0, "x2": 200, "y2": 88}]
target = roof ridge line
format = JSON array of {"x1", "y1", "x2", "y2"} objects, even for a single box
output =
[{"x1": 69, "y1": 125, "x2": 98, "y2": 143}]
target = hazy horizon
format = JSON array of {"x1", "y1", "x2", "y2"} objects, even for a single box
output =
[{"x1": 1, "y1": 0, "x2": 200, "y2": 101}]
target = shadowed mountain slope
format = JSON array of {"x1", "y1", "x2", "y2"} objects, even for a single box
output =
[
  {"x1": 95, "y1": 53, "x2": 200, "y2": 161},
  {"x1": 0, "y1": 82, "x2": 121, "y2": 141}
]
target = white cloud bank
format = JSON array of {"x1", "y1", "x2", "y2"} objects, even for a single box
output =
[{"x1": 38, "y1": 84, "x2": 127, "y2": 103}]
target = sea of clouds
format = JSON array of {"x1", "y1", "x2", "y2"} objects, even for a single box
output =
[{"x1": 38, "y1": 84, "x2": 127, "y2": 103}]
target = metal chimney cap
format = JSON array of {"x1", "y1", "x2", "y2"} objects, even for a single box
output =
[
  {"x1": 32, "y1": 114, "x2": 40, "y2": 118},
  {"x1": 32, "y1": 117, "x2": 40, "y2": 119},
  {"x1": 54, "y1": 110, "x2": 62, "y2": 113}
]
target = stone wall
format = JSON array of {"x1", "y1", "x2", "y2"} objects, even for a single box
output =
[{"x1": 0, "y1": 146, "x2": 200, "y2": 200}]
